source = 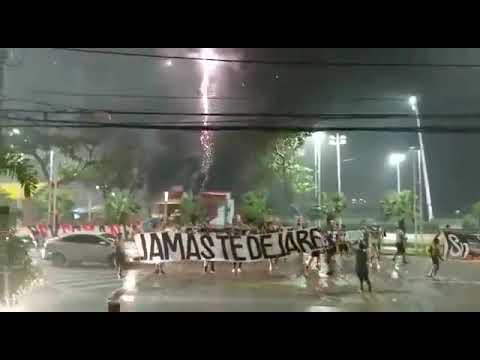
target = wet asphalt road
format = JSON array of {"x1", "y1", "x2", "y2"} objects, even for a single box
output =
[
  {"x1": 122, "y1": 254, "x2": 480, "y2": 312},
  {"x1": 5, "y1": 251, "x2": 480, "y2": 312}
]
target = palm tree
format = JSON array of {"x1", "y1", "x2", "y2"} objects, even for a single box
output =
[
  {"x1": 381, "y1": 191, "x2": 415, "y2": 232},
  {"x1": 309, "y1": 192, "x2": 347, "y2": 225},
  {"x1": 104, "y1": 190, "x2": 140, "y2": 238},
  {"x1": 327, "y1": 192, "x2": 347, "y2": 222},
  {"x1": 0, "y1": 150, "x2": 38, "y2": 198}
]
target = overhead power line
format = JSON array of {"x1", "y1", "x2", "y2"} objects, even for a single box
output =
[
  {"x1": 4, "y1": 108, "x2": 480, "y2": 120},
  {"x1": 53, "y1": 48, "x2": 480, "y2": 68},
  {"x1": 30, "y1": 90, "x2": 248, "y2": 101},
  {"x1": 0, "y1": 95, "x2": 84, "y2": 111},
  {"x1": 3, "y1": 118, "x2": 480, "y2": 134}
]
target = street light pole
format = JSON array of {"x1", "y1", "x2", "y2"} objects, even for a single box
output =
[
  {"x1": 164, "y1": 191, "x2": 169, "y2": 224},
  {"x1": 312, "y1": 132, "x2": 325, "y2": 226},
  {"x1": 48, "y1": 149, "x2": 58, "y2": 236},
  {"x1": 410, "y1": 147, "x2": 418, "y2": 250},
  {"x1": 87, "y1": 195, "x2": 92, "y2": 223},
  {"x1": 337, "y1": 134, "x2": 342, "y2": 194},
  {"x1": 409, "y1": 96, "x2": 434, "y2": 221},
  {"x1": 389, "y1": 153, "x2": 406, "y2": 194},
  {"x1": 417, "y1": 149, "x2": 424, "y2": 244},
  {"x1": 329, "y1": 134, "x2": 347, "y2": 195},
  {"x1": 396, "y1": 162, "x2": 401, "y2": 193}
]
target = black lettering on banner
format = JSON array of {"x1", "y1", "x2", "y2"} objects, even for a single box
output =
[
  {"x1": 186, "y1": 233, "x2": 202, "y2": 260},
  {"x1": 260, "y1": 234, "x2": 275, "y2": 259},
  {"x1": 309, "y1": 228, "x2": 323, "y2": 249},
  {"x1": 230, "y1": 235, "x2": 246, "y2": 261},
  {"x1": 149, "y1": 233, "x2": 164, "y2": 260},
  {"x1": 277, "y1": 232, "x2": 287, "y2": 257},
  {"x1": 99, "y1": 224, "x2": 106, "y2": 233},
  {"x1": 200, "y1": 235, "x2": 215, "y2": 259},
  {"x1": 162, "y1": 232, "x2": 185, "y2": 260},
  {"x1": 217, "y1": 234, "x2": 230, "y2": 260},
  {"x1": 140, "y1": 234, "x2": 148, "y2": 260},
  {"x1": 247, "y1": 235, "x2": 262, "y2": 260},
  {"x1": 296, "y1": 230, "x2": 314, "y2": 253},
  {"x1": 285, "y1": 231, "x2": 300, "y2": 254}
]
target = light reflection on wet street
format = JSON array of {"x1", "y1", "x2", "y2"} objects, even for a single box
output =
[{"x1": 5, "y1": 252, "x2": 480, "y2": 312}]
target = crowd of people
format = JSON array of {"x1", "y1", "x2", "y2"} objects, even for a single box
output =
[{"x1": 112, "y1": 214, "x2": 446, "y2": 293}]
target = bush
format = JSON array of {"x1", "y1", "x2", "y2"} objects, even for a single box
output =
[
  {"x1": 0, "y1": 234, "x2": 40, "y2": 302},
  {"x1": 463, "y1": 213, "x2": 478, "y2": 231}
]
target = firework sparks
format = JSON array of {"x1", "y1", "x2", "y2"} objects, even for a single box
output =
[{"x1": 199, "y1": 48, "x2": 217, "y2": 189}]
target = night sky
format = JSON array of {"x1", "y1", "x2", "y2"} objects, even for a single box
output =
[{"x1": 3, "y1": 48, "x2": 480, "y2": 216}]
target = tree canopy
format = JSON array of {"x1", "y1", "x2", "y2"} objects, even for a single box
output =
[
  {"x1": 240, "y1": 189, "x2": 271, "y2": 225},
  {"x1": 104, "y1": 190, "x2": 140, "y2": 225},
  {"x1": 381, "y1": 190, "x2": 415, "y2": 231},
  {"x1": 309, "y1": 192, "x2": 347, "y2": 224},
  {"x1": 0, "y1": 148, "x2": 38, "y2": 198},
  {"x1": 263, "y1": 132, "x2": 313, "y2": 205}
]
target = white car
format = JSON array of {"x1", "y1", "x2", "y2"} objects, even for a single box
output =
[
  {"x1": 44, "y1": 232, "x2": 117, "y2": 267},
  {"x1": 98, "y1": 233, "x2": 142, "y2": 261}
]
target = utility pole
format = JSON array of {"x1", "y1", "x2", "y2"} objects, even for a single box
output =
[
  {"x1": 410, "y1": 147, "x2": 418, "y2": 251},
  {"x1": 409, "y1": 96, "x2": 434, "y2": 221},
  {"x1": 47, "y1": 149, "x2": 54, "y2": 233},
  {"x1": 418, "y1": 150, "x2": 424, "y2": 245},
  {"x1": 313, "y1": 132, "x2": 325, "y2": 227},
  {"x1": 87, "y1": 196, "x2": 92, "y2": 223}
]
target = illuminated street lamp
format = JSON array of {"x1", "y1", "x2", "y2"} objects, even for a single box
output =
[
  {"x1": 9, "y1": 128, "x2": 20, "y2": 136},
  {"x1": 389, "y1": 153, "x2": 406, "y2": 193},
  {"x1": 328, "y1": 133, "x2": 347, "y2": 195}
]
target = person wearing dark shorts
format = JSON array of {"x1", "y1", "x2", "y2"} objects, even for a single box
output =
[
  {"x1": 393, "y1": 227, "x2": 408, "y2": 264},
  {"x1": 305, "y1": 249, "x2": 321, "y2": 273},
  {"x1": 336, "y1": 225, "x2": 348, "y2": 255},
  {"x1": 114, "y1": 238, "x2": 127, "y2": 279},
  {"x1": 355, "y1": 241, "x2": 372, "y2": 292},
  {"x1": 427, "y1": 238, "x2": 444, "y2": 279}
]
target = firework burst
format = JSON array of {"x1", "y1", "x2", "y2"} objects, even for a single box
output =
[{"x1": 199, "y1": 48, "x2": 217, "y2": 189}]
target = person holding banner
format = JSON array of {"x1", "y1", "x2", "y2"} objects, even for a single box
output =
[
  {"x1": 266, "y1": 219, "x2": 281, "y2": 272},
  {"x1": 153, "y1": 222, "x2": 166, "y2": 275},
  {"x1": 231, "y1": 228, "x2": 244, "y2": 274},
  {"x1": 231, "y1": 215, "x2": 246, "y2": 274},
  {"x1": 305, "y1": 248, "x2": 321, "y2": 274},
  {"x1": 201, "y1": 226, "x2": 216, "y2": 274},
  {"x1": 325, "y1": 221, "x2": 338, "y2": 276}
]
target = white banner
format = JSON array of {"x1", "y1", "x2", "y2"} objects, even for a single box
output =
[{"x1": 134, "y1": 228, "x2": 329, "y2": 263}]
